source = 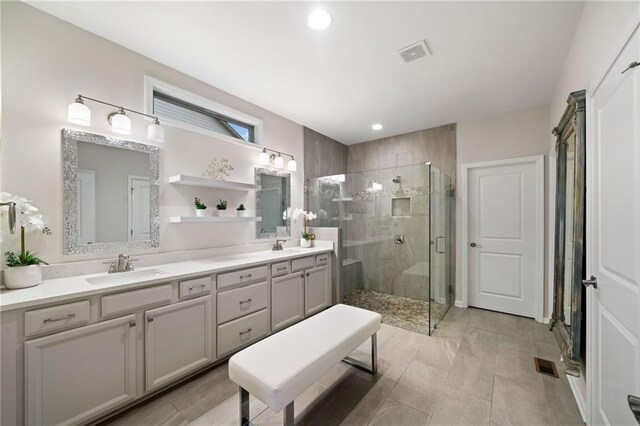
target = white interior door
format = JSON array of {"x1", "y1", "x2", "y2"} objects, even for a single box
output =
[
  {"x1": 128, "y1": 176, "x2": 150, "y2": 241},
  {"x1": 77, "y1": 170, "x2": 96, "y2": 244},
  {"x1": 465, "y1": 155, "x2": 543, "y2": 319},
  {"x1": 588, "y1": 19, "x2": 640, "y2": 426}
]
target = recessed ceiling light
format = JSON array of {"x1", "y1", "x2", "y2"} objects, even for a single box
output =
[
  {"x1": 307, "y1": 9, "x2": 332, "y2": 30},
  {"x1": 372, "y1": 123, "x2": 383, "y2": 131}
]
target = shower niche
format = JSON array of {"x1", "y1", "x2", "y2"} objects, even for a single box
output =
[{"x1": 391, "y1": 197, "x2": 411, "y2": 217}]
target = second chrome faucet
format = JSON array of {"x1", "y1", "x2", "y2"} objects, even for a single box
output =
[{"x1": 104, "y1": 254, "x2": 138, "y2": 274}]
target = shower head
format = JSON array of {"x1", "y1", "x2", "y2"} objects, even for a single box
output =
[{"x1": 392, "y1": 176, "x2": 401, "y2": 184}]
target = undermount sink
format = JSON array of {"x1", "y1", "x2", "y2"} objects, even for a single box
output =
[{"x1": 86, "y1": 269, "x2": 166, "y2": 286}]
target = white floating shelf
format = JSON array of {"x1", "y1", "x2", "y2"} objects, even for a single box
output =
[
  {"x1": 168, "y1": 175, "x2": 261, "y2": 191},
  {"x1": 169, "y1": 216, "x2": 262, "y2": 224}
]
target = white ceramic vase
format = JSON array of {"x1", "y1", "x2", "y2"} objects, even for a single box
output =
[
  {"x1": 300, "y1": 238, "x2": 312, "y2": 248},
  {"x1": 237, "y1": 210, "x2": 247, "y2": 217},
  {"x1": 196, "y1": 209, "x2": 206, "y2": 217},
  {"x1": 4, "y1": 264, "x2": 42, "y2": 289}
]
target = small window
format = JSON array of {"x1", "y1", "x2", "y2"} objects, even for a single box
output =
[{"x1": 153, "y1": 91, "x2": 255, "y2": 143}]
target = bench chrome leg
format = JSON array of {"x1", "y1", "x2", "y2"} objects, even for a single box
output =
[
  {"x1": 240, "y1": 386, "x2": 250, "y2": 426},
  {"x1": 342, "y1": 332, "x2": 378, "y2": 375},
  {"x1": 284, "y1": 401, "x2": 294, "y2": 426}
]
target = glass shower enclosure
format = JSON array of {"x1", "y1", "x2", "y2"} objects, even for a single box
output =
[{"x1": 306, "y1": 162, "x2": 453, "y2": 335}]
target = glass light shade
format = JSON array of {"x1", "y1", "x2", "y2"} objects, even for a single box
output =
[
  {"x1": 287, "y1": 158, "x2": 297, "y2": 172},
  {"x1": 274, "y1": 155, "x2": 284, "y2": 169},
  {"x1": 147, "y1": 122, "x2": 164, "y2": 142},
  {"x1": 67, "y1": 101, "x2": 91, "y2": 126},
  {"x1": 258, "y1": 150, "x2": 270, "y2": 165},
  {"x1": 110, "y1": 112, "x2": 131, "y2": 135}
]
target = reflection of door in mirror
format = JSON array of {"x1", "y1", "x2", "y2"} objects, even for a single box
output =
[
  {"x1": 76, "y1": 141, "x2": 151, "y2": 243},
  {"x1": 260, "y1": 174, "x2": 284, "y2": 234},
  {"x1": 563, "y1": 134, "x2": 576, "y2": 328},
  {"x1": 77, "y1": 170, "x2": 96, "y2": 244},
  {"x1": 128, "y1": 176, "x2": 151, "y2": 241}
]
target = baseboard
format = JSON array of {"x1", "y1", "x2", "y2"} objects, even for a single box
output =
[
  {"x1": 454, "y1": 300, "x2": 466, "y2": 308},
  {"x1": 567, "y1": 373, "x2": 587, "y2": 422}
]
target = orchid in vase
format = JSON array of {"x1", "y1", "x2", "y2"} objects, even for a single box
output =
[
  {"x1": 284, "y1": 208, "x2": 317, "y2": 248},
  {"x1": 1, "y1": 193, "x2": 51, "y2": 289}
]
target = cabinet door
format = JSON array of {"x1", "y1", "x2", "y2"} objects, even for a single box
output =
[
  {"x1": 145, "y1": 296, "x2": 212, "y2": 391},
  {"x1": 304, "y1": 266, "x2": 331, "y2": 316},
  {"x1": 25, "y1": 315, "x2": 137, "y2": 426},
  {"x1": 272, "y1": 272, "x2": 304, "y2": 331}
]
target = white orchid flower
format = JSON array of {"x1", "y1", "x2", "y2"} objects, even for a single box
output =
[{"x1": 24, "y1": 214, "x2": 46, "y2": 232}]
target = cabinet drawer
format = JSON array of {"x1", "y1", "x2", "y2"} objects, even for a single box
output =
[
  {"x1": 179, "y1": 276, "x2": 212, "y2": 299},
  {"x1": 102, "y1": 284, "x2": 172, "y2": 317},
  {"x1": 271, "y1": 261, "x2": 290, "y2": 277},
  {"x1": 217, "y1": 265, "x2": 268, "y2": 290},
  {"x1": 315, "y1": 253, "x2": 330, "y2": 267},
  {"x1": 218, "y1": 281, "x2": 268, "y2": 324},
  {"x1": 291, "y1": 256, "x2": 314, "y2": 272},
  {"x1": 217, "y1": 308, "x2": 269, "y2": 357},
  {"x1": 25, "y1": 300, "x2": 90, "y2": 337}
]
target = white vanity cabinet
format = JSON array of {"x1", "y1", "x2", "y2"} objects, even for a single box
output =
[
  {"x1": 24, "y1": 315, "x2": 137, "y2": 426},
  {"x1": 144, "y1": 296, "x2": 213, "y2": 391},
  {"x1": 304, "y1": 265, "x2": 332, "y2": 316},
  {"x1": 271, "y1": 272, "x2": 305, "y2": 331}
]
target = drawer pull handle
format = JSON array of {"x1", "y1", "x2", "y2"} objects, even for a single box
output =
[
  {"x1": 240, "y1": 274, "x2": 253, "y2": 279},
  {"x1": 129, "y1": 320, "x2": 136, "y2": 327},
  {"x1": 147, "y1": 315, "x2": 154, "y2": 323},
  {"x1": 43, "y1": 313, "x2": 75, "y2": 324},
  {"x1": 239, "y1": 328, "x2": 252, "y2": 336},
  {"x1": 277, "y1": 267, "x2": 287, "y2": 271},
  {"x1": 239, "y1": 298, "x2": 253, "y2": 305},
  {"x1": 188, "y1": 284, "x2": 208, "y2": 291}
]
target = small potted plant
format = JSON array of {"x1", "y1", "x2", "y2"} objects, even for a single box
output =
[
  {"x1": 194, "y1": 197, "x2": 207, "y2": 217},
  {"x1": 237, "y1": 204, "x2": 247, "y2": 217},
  {"x1": 216, "y1": 199, "x2": 236, "y2": 217},
  {"x1": 2, "y1": 193, "x2": 51, "y2": 289},
  {"x1": 286, "y1": 208, "x2": 317, "y2": 248}
]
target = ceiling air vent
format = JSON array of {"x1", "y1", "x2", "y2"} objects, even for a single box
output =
[{"x1": 397, "y1": 40, "x2": 431, "y2": 63}]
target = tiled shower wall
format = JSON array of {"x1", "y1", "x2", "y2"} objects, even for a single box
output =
[
  {"x1": 303, "y1": 127, "x2": 348, "y2": 179},
  {"x1": 304, "y1": 124, "x2": 457, "y2": 303},
  {"x1": 345, "y1": 124, "x2": 457, "y2": 302}
]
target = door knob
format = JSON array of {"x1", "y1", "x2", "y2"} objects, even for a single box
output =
[
  {"x1": 582, "y1": 275, "x2": 598, "y2": 289},
  {"x1": 470, "y1": 242, "x2": 477, "y2": 248}
]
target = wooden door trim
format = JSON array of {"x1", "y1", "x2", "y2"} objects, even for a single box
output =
[{"x1": 461, "y1": 155, "x2": 545, "y2": 322}]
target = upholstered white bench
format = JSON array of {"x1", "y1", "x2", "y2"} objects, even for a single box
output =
[{"x1": 228, "y1": 304, "x2": 381, "y2": 425}]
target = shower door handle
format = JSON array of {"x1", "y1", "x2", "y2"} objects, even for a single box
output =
[{"x1": 436, "y1": 236, "x2": 447, "y2": 253}]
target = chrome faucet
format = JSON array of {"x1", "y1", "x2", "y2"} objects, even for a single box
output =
[
  {"x1": 104, "y1": 254, "x2": 138, "y2": 274},
  {"x1": 272, "y1": 239, "x2": 287, "y2": 251}
]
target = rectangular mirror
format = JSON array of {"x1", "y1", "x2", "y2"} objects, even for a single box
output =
[
  {"x1": 255, "y1": 167, "x2": 290, "y2": 239},
  {"x1": 550, "y1": 90, "x2": 586, "y2": 377},
  {"x1": 62, "y1": 129, "x2": 160, "y2": 255}
]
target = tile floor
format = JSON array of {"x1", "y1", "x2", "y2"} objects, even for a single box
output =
[{"x1": 103, "y1": 307, "x2": 584, "y2": 426}]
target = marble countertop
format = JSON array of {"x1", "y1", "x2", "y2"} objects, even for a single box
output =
[{"x1": 0, "y1": 246, "x2": 332, "y2": 312}]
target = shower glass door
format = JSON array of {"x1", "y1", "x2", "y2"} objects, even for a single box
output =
[
  {"x1": 429, "y1": 165, "x2": 453, "y2": 333},
  {"x1": 307, "y1": 163, "x2": 434, "y2": 335}
]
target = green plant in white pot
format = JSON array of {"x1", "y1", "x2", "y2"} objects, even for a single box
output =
[
  {"x1": 285, "y1": 208, "x2": 317, "y2": 248},
  {"x1": 1, "y1": 193, "x2": 50, "y2": 289}
]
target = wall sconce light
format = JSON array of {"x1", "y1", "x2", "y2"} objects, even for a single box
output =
[
  {"x1": 67, "y1": 94, "x2": 164, "y2": 143},
  {"x1": 257, "y1": 147, "x2": 297, "y2": 172},
  {"x1": 258, "y1": 148, "x2": 270, "y2": 165}
]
